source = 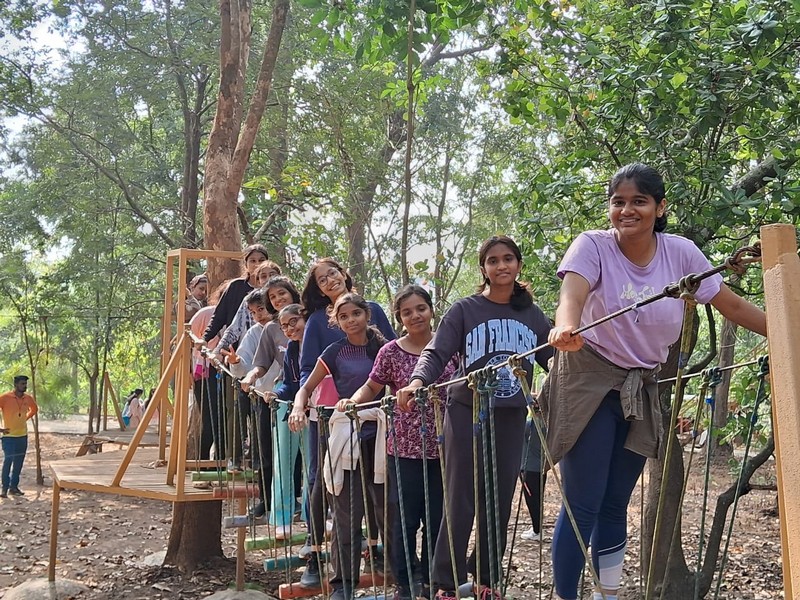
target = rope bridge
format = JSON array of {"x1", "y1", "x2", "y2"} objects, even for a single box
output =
[{"x1": 178, "y1": 242, "x2": 772, "y2": 600}]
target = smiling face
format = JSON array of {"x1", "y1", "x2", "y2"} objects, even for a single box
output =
[
  {"x1": 480, "y1": 242, "x2": 522, "y2": 288},
  {"x1": 314, "y1": 264, "x2": 347, "y2": 301},
  {"x1": 279, "y1": 312, "x2": 305, "y2": 341},
  {"x1": 335, "y1": 302, "x2": 369, "y2": 338},
  {"x1": 267, "y1": 285, "x2": 293, "y2": 312},
  {"x1": 397, "y1": 293, "x2": 433, "y2": 337},
  {"x1": 608, "y1": 179, "x2": 667, "y2": 239}
]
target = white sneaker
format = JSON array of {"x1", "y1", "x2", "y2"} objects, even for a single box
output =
[
  {"x1": 274, "y1": 524, "x2": 292, "y2": 540},
  {"x1": 521, "y1": 527, "x2": 540, "y2": 541}
]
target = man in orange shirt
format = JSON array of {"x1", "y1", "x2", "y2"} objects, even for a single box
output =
[{"x1": 0, "y1": 375, "x2": 38, "y2": 498}]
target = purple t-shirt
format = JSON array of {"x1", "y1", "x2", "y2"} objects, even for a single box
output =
[
  {"x1": 559, "y1": 230, "x2": 723, "y2": 369},
  {"x1": 370, "y1": 339, "x2": 457, "y2": 460}
]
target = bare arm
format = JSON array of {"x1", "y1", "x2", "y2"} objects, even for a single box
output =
[
  {"x1": 709, "y1": 284, "x2": 767, "y2": 337},
  {"x1": 337, "y1": 378, "x2": 384, "y2": 412},
  {"x1": 549, "y1": 272, "x2": 591, "y2": 352},
  {"x1": 289, "y1": 360, "x2": 328, "y2": 432}
]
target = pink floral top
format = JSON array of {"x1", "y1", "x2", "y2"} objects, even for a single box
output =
[{"x1": 370, "y1": 339, "x2": 457, "y2": 459}]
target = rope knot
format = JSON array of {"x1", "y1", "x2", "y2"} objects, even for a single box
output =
[
  {"x1": 414, "y1": 387, "x2": 429, "y2": 408},
  {"x1": 677, "y1": 275, "x2": 701, "y2": 305},
  {"x1": 726, "y1": 242, "x2": 762, "y2": 276},
  {"x1": 758, "y1": 355, "x2": 770, "y2": 379}
]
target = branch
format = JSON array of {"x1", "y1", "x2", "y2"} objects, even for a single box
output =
[
  {"x1": 436, "y1": 43, "x2": 494, "y2": 60},
  {"x1": 698, "y1": 432, "x2": 775, "y2": 594},
  {"x1": 730, "y1": 150, "x2": 799, "y2": 198}
]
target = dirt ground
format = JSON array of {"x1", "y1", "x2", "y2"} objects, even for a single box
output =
[{"x1": 0, "y1": 431, "x2": 783, "y2": 599}]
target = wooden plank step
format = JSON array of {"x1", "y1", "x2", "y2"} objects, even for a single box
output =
[
  {"x1": 192, "y1": 469, "x2": 256, "y2": 482},
  {"x1": 212, "y1": 483, "x2": 260, "y2": 499},
  {"x1": 223, "y1": 514, "x2": 267, "y2": 528},
  {"x1": 277, "y1": 572, "x2": 387, "y2": 599},
  {"x1": 245, "y1": 530, "x2": 307, "y2": 551},
  {"x1": 263, "y1": 553, "x2": 329, "y2": 572}
]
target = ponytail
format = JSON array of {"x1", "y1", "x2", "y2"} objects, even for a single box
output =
[
  {"x1": 510, "y1": 280, "x2": 534, "y2": 310},
  {"x1": 365, "y1": 326, "x2": 387, "y2": 359}
]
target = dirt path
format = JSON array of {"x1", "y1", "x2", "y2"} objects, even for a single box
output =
[{"x1": 0, "y1": 432, "x2": 783, "y2": 599}]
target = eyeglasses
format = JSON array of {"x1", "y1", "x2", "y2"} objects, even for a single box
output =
[
  {"x1": 279, "y1": 316, "x2": 301, "y2": 331},
  {"x1": 316, "y1": 267, "x2": 341, "y2": 288}
]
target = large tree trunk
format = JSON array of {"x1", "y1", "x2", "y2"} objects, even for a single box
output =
[
  {"x1": 164, "y1": 501, "x2": 224, "y2": 574},
  {"x1": 203, "y1": 0, "x2": 290, "y2": 285}
]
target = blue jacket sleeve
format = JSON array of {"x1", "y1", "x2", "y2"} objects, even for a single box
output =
[{"x1": 299, "y1": 312, "x2": 326, "y2": 386}]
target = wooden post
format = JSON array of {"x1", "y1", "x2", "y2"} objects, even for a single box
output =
[
  {"x1": 236, "y1": 496, "x2": 246, "y2": 591},
  {"x1": 102, "y1": 373, "x2": 108, "y2": 431},
  {"x1": 761, "y1": 223, "x2": 800, "y2": 600},
  {"x1": 48, "y1": 482, "x2": 60, "y2": 582},
  {"x1": 105, "y1": 373, "x2": 125, "y2": 430}
]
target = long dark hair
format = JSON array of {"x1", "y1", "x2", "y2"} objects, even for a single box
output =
[
  {"x1": 300, "y1": 257, "x2": 354, "y2": 318},
  {"x1": 608, "y1": 163, "x2": 667, "y2": 233},
  {"x1": 264, "y1": 276, "x2": 301, "y2": 315},
  {"x1": 328, "y1": 292, "x2": 386, "y2": 359},
  {"x1": 477, "y1": 235, "x2": 533, "y2": 310}
]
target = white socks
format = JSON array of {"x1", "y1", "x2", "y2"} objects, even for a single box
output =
[{"x1": 592, "y1": 592, "x2": 618, "y2": 600}]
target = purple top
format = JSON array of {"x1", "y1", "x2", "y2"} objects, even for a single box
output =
[
  {"x1": 370, "y1": 339, "x2": 458, "y2": 459},
  {"x1": 558, "y1": 230, "x2": 723, "y2": 369}
]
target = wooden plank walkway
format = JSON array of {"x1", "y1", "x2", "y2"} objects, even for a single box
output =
[
  {"x1": 50, "y1": 447, "x2": 215, "y2": 502},
  {"x1": 76, "y1": 429, "x2": 167, "y2": 456}
]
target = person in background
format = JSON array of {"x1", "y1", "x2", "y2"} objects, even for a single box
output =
[
  {"x1": 182, "y1": 274, "x2": 209, "y2": 322},
  {"x1": 202, "y1": 244, "x2": 270, "y2": 471},
  {"x1": 0, "y1": 375, "x2": 39, "y2": 498},
  {"x1": 122, "y1": 388, "x2": 145, "y2": 430},
  {"x1": 520, "y1": 407, "x2": 547, "y2": 542}
]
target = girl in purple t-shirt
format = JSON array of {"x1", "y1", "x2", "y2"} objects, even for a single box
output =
[
  {"x1": 548, "y1": 163, "x2": 767, "y2": 600},
  {"x1": 349, "y1": 285, "x2": 457, "y2": 600}
]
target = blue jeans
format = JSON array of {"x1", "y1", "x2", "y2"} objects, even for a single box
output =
[
  {"x1": 2, "y1": 435, "x2": 28, "y2": 491},
  {"x1": 552, "y1": 391, "x2": 647, "y2": 599}
]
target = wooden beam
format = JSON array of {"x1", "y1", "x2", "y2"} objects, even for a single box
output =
[
  {"x1": 761, "y1": 223, "x2": 800, "y2": 600},
  {"x1": 48, "y1": 482, "x2": 60, "y2": 582},
  {"x1": 105, "y1": 372, "x2": 125, "y2": 430},
  {"x1": 112, "y1": 335, "x2": 186, "y2": 487}
]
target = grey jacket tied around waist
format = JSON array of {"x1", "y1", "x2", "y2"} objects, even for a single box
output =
[{"x1": 538, "y1": 344, "x2": 662, "y2": 467}]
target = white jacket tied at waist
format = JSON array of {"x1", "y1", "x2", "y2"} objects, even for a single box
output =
[{"x1": 323, "y1": 407, "x2": 387, "y2": 496}]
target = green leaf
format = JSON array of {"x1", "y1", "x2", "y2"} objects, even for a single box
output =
[{"x1": 670, "y1": 72, "x2": 688, "y2": 88}]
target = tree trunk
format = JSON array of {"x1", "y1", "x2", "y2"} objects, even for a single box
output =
[
  {"x1": 87, "y1": 372, "x2": 99, "y2": 435},
  {"x1": 203, "y1": 0, "x2": 290, "y2": 285},
  {"x1": 164, "y1": 501, "x2": 224, "y2": 574},
  {"x1": 711, "y1": 316, "x2": 738, "y2": 460},
  {"x1": 163, "y1": 394, "x2": 222, "y2": 574}
]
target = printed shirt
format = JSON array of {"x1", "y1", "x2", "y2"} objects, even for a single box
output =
[
  {"x1": 370, "y1": 340, "x2": 458, "y2": 459},
  {"x1": 320, "y1": 337, "x2": 384, "y2": 439},
  {"x1": 412, "y1": 294, "x2": 553, "y2": 409},
  {"x1": 0, "y1": 392, "x2": 38, "y2": 437},
  {"x1": 558, "y1": 230, "x2": 723, "y2": 369}
]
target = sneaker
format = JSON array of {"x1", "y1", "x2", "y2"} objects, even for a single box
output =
[
  {"x1": 227, "y1": 459, "x2": 242, "y2": 473},
  {"x1": 274, "y1": 524, "x2": 292, "y2": 540},
  {"x1": 250, "y1": 501, "x2": 267, "y2": 519},
  {"x1": 0, "y1": 489, "x2": 7, "y2": 498},
  {"x1": 299, "y1": 552, "x2": 321, "y2": 587},
  {"x1": 192, "y1": 481, "x2": 212, "y2": 489},
  {"x1": 329, "y1": 586, "x2": 353, "y2": 600},
  {"x1": 520, "y1": 527, "x2": 540, "y2": 541},
  {"x1": 298, "y1": 534, "x2": 313, "y2": 559},
  {"x1": 433, "y1": 592, "x2": 456, "y2": 599},
  {"x1": 364, "y1": 545, "x2": 384, "y2": 574},
  {"x1": 8, "y1": 488, "x2": 23, "y2": 496}
]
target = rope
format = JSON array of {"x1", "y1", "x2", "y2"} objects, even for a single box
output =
[
  {"x1": 477, "y1": 371, "x2": 498, "y2": 591},
  {"x1": 430, "y1": 386, "x2": 462, "y2": 599},
  {"x1": 469, "y1": 372, "x2": 483, "y2": 594},
  {"x1": 349, "y1": 410, "x2": 379, "y2": 598},
  {"x1": 384, "y1": 397, "x2": 415, "y2": 594},
  {"x1": 509, "y1": 356, "x2": 606, "y2": 599},
  {"x1": 695, "y1": 367, "x2": 722, "y2": 600},
  {"x1": 485, "y1": 370, "x2": 505, "y2": 592},
  {"x1": 712, "y1": 356, "x2": 770, "y2": 600},
  {"x1": 658, "y1": 373, "x2": 712, "y2": 600},
  {"x1": 429, "y1": 243, "x2": 762, "y2": 393},
  {"x1": 645, "y1": 276, "x2": 700, "y2": 600},
  {"x1": 417, "y1": 387, "x2": 436, "y2": 599}
]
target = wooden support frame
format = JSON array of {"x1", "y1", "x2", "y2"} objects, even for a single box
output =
[
  {"x1": 761, "y1": 224, "x2": 800, "y2": 600},
  {"x1": 102, "y1": 372, "x2": 125, "y2": 431}
]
